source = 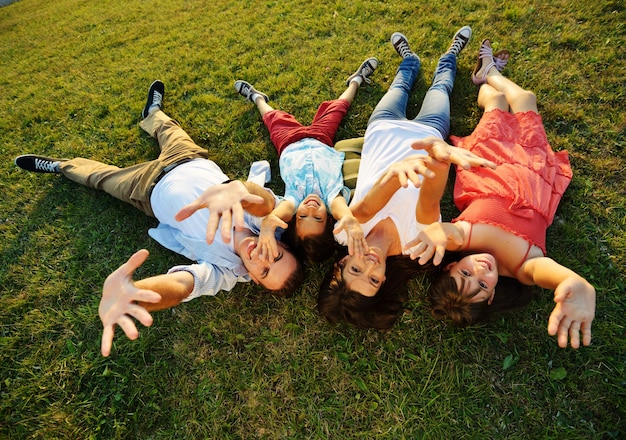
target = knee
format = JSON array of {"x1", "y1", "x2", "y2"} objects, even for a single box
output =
[
  {"x1": 479, "y1": 88, "x2": 507, "y2": 110},
  {"x1": 511, "y1": 90, "x2": 537, "y2": 110}
]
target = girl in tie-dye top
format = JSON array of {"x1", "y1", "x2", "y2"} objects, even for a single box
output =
[{"x1": 233, "y1": 57, "x2": 378, "y2": 262}]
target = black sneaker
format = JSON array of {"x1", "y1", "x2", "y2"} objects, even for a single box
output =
[
  {"x1": 15, "y1": 154, "x2": 66, "y2": 173},
  {"x1": 391, "y1": 32, "x2": 418, "y2": 60},
  {"x1": 345, "y1": 57, "x2": 379, "y2": 86},
  {"x1": 234, "y1": 80, "x2": 269, "y2": 103},
  {"x1": 141, "y1": 80, "x2": 165, "y2": 119},
  {"x1": 447, "y1": 26, "x2": 472, "y2": 56}
]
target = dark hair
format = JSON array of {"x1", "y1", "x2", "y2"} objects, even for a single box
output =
[
  {"x1": 317, "y1": 252, "x2": 436, "y2": 330},
  {"x1": 283, "y1": 216, "x2": 338, "y2": 263},
  {"x1": 265, "y1": 252, "x2": 305, "y2": 298},
  {"x1": 428, "y1": 268, "x2": 537, "y2": 326}
]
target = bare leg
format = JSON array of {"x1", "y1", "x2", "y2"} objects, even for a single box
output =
[
  {"x1": 337, "y1": 81, "x2": 360, "y2": 105},
  {"x1": 474, "y1": 40, "x2": 538, "y2": 114},
  {"x1": 253, "y1": 96, "x2": 274, "y2": 117},
  {"x1": 477, "y1": 84, "x2": 509, "y2": 112},
  {"x1": 484, "y1": 69, "x2": 538, "y2": 113}
]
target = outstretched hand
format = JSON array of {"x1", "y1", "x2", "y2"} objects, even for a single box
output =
[
  {"x1": 175, "y1": 180, "x2": 264, "y2": 244},
  {"x1": 334, "y1": 214, "x2": 368, "y2": 257},
  {"x1": 99, "y1": 249, "x2": 162, "y2": 357},
  {"x1": 379, "y1": 155, "x2": 436, "y2": 187},
  {"x1": 413, "y1": 136, "x2": 497, "y2": 170},
  {"x1": 403, "y1": 222, "x2": 463, "y2": 265},
  {"x1": 547, "y1": 276, "x2": 596, "y2": 349}
]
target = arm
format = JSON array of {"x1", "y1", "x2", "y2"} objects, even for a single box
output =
[
  {"x1": 175, "y1": 180, "x2": 270, "y2": 244},
  {"x1": 241, "y1": 181, "x2": 277, "y2": 217},
  {"x1": 350, "y1": 155, "x2": 435, "y2": 223},
  {"x1": 331, "y1": 195, "x2": 367, "y2": 257},
  {"x1": 414, "y1": 159, "x2": 450, "y2": 224},
  {"x1": 412, "y1": 136, "x2": 497, "y2": 170},
  {"x1": 251, "y1": 200, "x2": 293, "y2": 262},
  {"x1": 520, "y1": 257, "x2": 596, "y2": 349},
  {"x1": 99, "y1": 249, "x2": 194, "y2": 357}
]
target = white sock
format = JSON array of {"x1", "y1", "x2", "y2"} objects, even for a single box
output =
[{"x1": 350, "y1": 76, "x2": 364, "y2": 86}]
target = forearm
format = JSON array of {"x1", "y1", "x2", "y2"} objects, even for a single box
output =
[
  {"x1": 350, "y1": 177, "x2": 402, "y2": 222},
  {"x1": 135, "y1": 271, "x2": 194, "y2": 311},
  {"x1": 415, "y1": 163, "x2": 449, "y2": 224},
  {"x1": 330, "y1": 196, "x2": 352, "y2": 220},
  {"x1": 270, "y1": 200, "x2": 296, "y2": 222},
  {"x1": 242, "y1": 181, "x2": 276, "y2": 216},
  {"x1": 520, "y1": 257, "x2": 589, "y2": 290}
]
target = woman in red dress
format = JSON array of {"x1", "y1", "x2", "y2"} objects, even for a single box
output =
[{"x1": 406, "y1": 39, "x2": 596, "y2": 349}]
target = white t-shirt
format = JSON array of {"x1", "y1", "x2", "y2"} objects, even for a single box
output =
[{"x1": 335, "y1": 119, "x2": 443, "y2": 250}]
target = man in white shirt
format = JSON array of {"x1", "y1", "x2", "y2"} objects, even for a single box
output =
[{"x1": 15, "y1": 80, "x2": 303, "y2": 356}]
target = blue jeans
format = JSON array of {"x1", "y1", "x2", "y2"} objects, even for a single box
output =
[{"x1": 367, "y1": 53, "x2": 457, "y2": 138}]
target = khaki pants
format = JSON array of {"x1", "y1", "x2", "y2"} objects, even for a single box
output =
[{"x1": 59, "y1": 111, "x2": 209, "y2": 217}]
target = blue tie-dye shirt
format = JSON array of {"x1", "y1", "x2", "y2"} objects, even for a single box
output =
[{"x1": 280, "y1": 138, "x2": 350, "y2": 212}]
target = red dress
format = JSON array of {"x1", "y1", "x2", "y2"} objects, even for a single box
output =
[{"x1": 450, "y1": 109, "x2": 572, "y2": 254}]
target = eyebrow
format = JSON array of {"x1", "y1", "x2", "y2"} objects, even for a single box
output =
[{"x1": 458, "y1": 275, "x2": 482, "y2": 298}]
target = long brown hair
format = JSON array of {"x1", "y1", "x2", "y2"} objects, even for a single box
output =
[
  {"x1": 428, "y1": 260, "x2": 537, "y2": 326},
  {"x1": 317, "y1": 252, "x2": 436, "y2": 330}
]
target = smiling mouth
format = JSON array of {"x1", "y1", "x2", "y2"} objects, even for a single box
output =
[
  {"x1": 365, "y1": 251, "x2": 381, "y2": 264},
  {"x1": 477, "y1": 258, "x2": 492, "y2": 271},
  {"x1": 304, "y1": 197, "x2": 321, "y2": 208}
]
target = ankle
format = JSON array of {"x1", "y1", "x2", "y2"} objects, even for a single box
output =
[{"x1": 350, "y1": 76, "x2": 364, "y2": 86}]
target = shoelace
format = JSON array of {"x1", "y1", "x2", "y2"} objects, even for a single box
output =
[
  {"x1": 448, "y1": 36, "x2": 469, "y2": 55},
  {"x1": 360, "y1": 63, "x2": 376, "y2": 84},
  {"x1": 35, "y1": 158, "x2": 57, "y2": 172},
  {"x1": 152, "y1": 91, "x2": 163, "y2": 106},
  {"x1": 394, "y1": 40, "x2": 414, "y2": 59}
]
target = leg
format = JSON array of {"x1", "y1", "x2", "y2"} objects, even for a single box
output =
[
  {"x1": 140, "y1": 110, "x2": 210, "y2": 165},
  {"x1": 473, "y1": 40, "x2": 538, "y2": 113},
  {"x1": 337, "y1": 81, "x2": 360, "y2": 105},
  {"x1": 411, "y1": 53, "x2": 457, "y2": 138},
  {"x1": 59, "y1": 111, "x2": 208, "y2": 217},
  {"x1": 58, "y1": 158, "x2": 160, "y2": 216},
  {"x1": 485, "y1": 72, "x2": 538, "y2": 113},
  {"x1": 368, "y1": 56, "x2": 421, "y2": 125},
  {"x1": 477, "y1": 84, "x2": 509, "y2": 112}
]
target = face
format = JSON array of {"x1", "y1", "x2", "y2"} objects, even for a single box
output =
[
  {"x1": 295, "y1": 194, "x2": 328, "y2": 239},
  {"x1": 339, "y1": 249, "x2": 386, "y2": 297},
  {"x1": 237, "y1": 237, "x2": 298, "y2": 290},
  {"x1": 446, "y1": 253, "x2": 499, "y2": 303}
]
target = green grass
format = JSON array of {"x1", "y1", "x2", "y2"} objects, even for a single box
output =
[{"x1": 1, "y1": 0, "x2": 625, "y2": 438}]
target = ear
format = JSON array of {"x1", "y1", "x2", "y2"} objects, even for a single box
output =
[
  {"x1": 338, "y1": 255, "x2": 350, "y2": 267},
  {"x1": 444, "y1": 261, "x2": 457, "y2": 271},
  {"x1": 487, "y1": 289, "x2": 496, "y2": 305}
]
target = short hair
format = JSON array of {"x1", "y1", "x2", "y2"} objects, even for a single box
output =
[
  {"x1": 317, "y1": 253, "x2": 436, "y2": 330},
  {"x1": 283, "y1": 216, "x2": 338, "y2": 263},
  {"x1": 265, "y1": 247, "x2": 305, "y2": 298},
  {"x1": 428, "y1": 270, "x2": 537, "y2": 326}
]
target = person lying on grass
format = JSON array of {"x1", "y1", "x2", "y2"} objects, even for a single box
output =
[
  {"x1": 405, "y1": 38, "x2": 596, "y2": 349},
  {"x1": 317, "y1": 26, "x2": 496, "y2": 330},
  {"x1": 14, "y1": 80, "x2": 303, "y2": 356},
  {"x1": 232, "y1": 56, "x2": 378, "y2": 263}
]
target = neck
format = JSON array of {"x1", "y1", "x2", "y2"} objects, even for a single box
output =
[{"x1": 366, "y1": 218, "x2": 401, "y2": 257}]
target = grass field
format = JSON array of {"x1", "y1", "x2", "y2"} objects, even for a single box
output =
[{"x1": 1, "y1": 0, "x2": 624, "y2": 438}]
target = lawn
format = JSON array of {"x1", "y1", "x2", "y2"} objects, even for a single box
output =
[{"x1": 1, "y1": 0, "x2": 624, "y2": 438}]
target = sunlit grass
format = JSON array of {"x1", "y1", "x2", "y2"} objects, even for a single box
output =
[{"x1": 1, "y1": 0, "x2": 624, "y2": 438}]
